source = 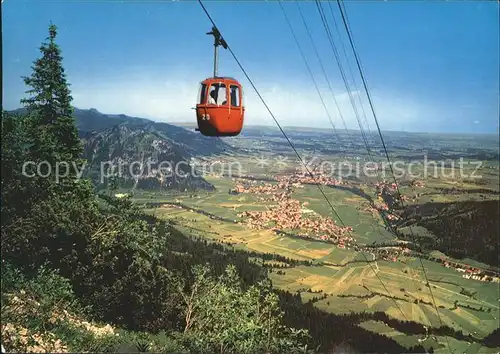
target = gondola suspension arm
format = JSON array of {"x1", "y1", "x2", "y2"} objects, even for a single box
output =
[{"x1": 207, "y1": 26, "x2": 228, "y2": 78}]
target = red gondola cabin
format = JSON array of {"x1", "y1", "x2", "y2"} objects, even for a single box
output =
[
  {"x1": 195, "y1": 77, "x2": 245, "y2": 136},
  {"x1": 194, "y1": 26, "x2": 245, "y2": 137}
]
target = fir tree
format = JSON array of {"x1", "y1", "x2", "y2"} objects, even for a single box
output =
[{"x1": 21, "y1": 23, "x2": 83, "y2": 166}]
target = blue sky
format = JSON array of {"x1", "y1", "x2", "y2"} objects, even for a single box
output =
[{"x1": 3, "y1": 0, "x2": 499, "y2": 133}]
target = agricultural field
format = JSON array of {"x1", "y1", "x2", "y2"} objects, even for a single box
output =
[
  {"x1": 132, "y1": 128, "x2": 500, "y2": 353},
  {"x1": 137, "y1": 140, "x2": 500, "y2": 353}
]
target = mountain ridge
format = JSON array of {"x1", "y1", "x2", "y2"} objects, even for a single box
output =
[
  {"x1": 7, "y1": 106, "x2": 234, "y2": 156},
  {"x1": 7, "y1": 107, "x2": 232, "y2": 192}
]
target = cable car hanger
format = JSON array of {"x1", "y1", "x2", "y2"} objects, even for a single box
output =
[{"x1": 207, "y1": 26, "x2": 227, "y2": 78}]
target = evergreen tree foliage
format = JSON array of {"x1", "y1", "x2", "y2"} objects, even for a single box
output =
[
  {"x1": 21, "y1": 23, "x2": 83, "y2": 171},
  {"x1": 1, "y1": 111, "x2": 35, "y2": 222}
]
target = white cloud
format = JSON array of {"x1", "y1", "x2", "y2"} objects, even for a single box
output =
[
  {"x1": 70, "y1": 69, "x2": 428, "y2": 131},
  {"x1": 474, "y1": 120, "x2": 480, "y2": 124}
]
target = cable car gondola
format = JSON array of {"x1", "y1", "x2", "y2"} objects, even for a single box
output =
[{"x1": 195, "y1": 26, "x2": 245, "y2": 137}]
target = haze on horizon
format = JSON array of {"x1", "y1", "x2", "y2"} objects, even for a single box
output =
[{"x1": 3, "y1": 0, "x2": 499, "y2": 134}]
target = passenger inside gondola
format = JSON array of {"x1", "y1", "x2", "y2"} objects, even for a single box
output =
[{"x1": 208, "y1": 87, "x2": 217, "y2": 104}]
